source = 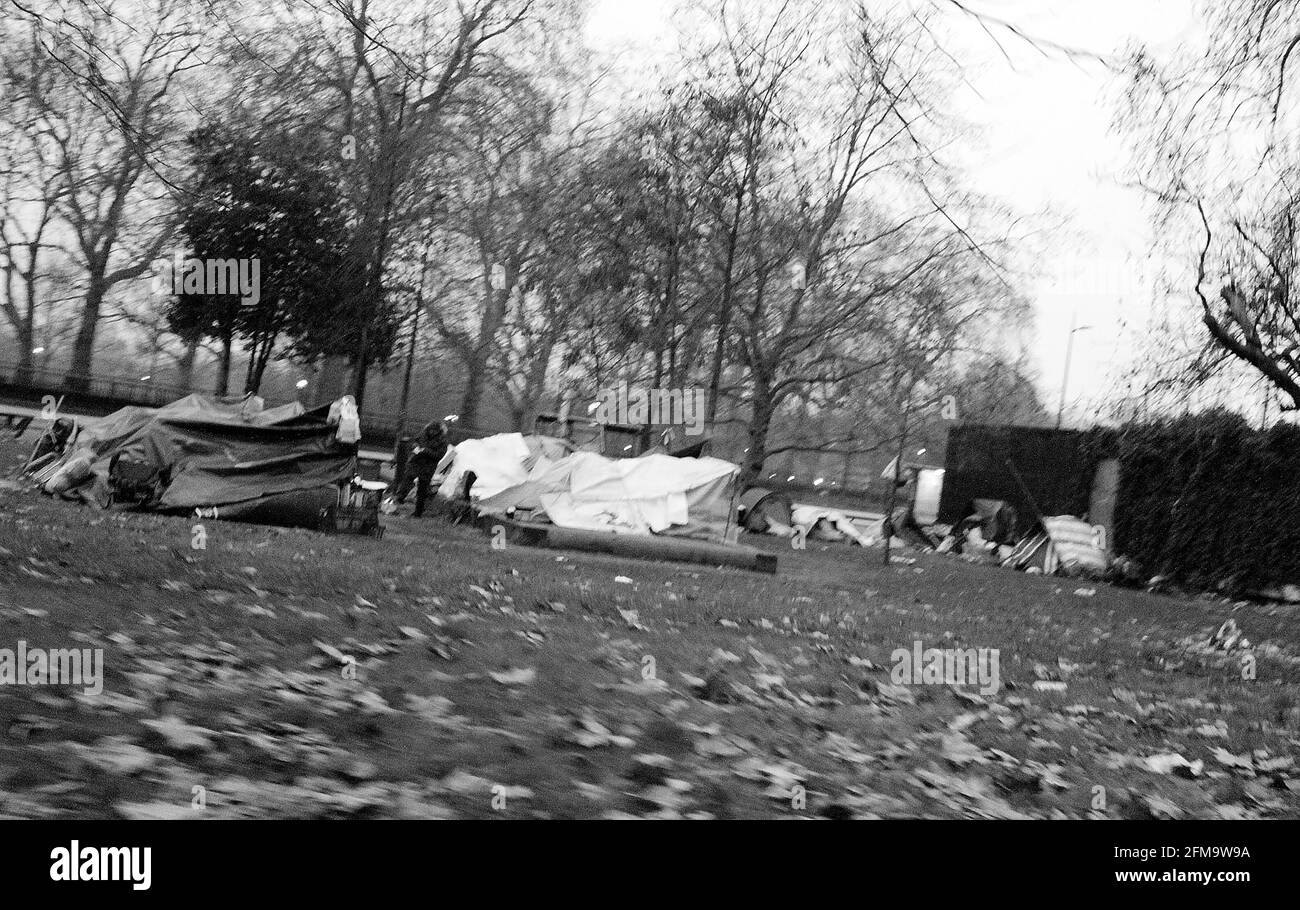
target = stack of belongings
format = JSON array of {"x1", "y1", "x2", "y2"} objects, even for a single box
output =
[
  {"x1": 24, "y1": 418, "x2": 79, "y2": 484},
  {"x1": 444, "y1": 432, "x2": 740, "y2": 543},
  {"x1": 34, "y1": 393, "x2": 359, "y2": 528},
  {"x1": 738, "y1": 488, "x2": 879, "y2": 546},
  {"x1": 791, "y1": 504, "x2": 875, "y2": 547},
  {"x1": 942, "y1": 498, "x2": 1019, "y2": 562},
  {"x1": 1003, "y1": 515, "x2": 1108, "y2": 576}
]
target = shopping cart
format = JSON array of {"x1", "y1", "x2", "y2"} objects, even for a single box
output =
[{"x1": 326, "y1": 477, "x2": 387, "y2": 538}]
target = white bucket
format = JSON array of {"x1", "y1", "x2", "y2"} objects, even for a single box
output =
[{"x1": 913, "y1": 468, "x2": 944, "y2": 525}]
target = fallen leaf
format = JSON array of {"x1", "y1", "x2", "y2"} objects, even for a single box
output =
[
  {"x1": 490, "y1": 667, "x2": 537, "y2": 686},
  {"x1": 141, "y1": 715, "x2": 215, "y2": 753},
  {"x1": 1144, "y1": 752, "x2": 1202, "y2": 777}
]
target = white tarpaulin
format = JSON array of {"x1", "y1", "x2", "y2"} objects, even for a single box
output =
[
  {"x1": 466, "y1": 436, "x2": 739, "y2": 540},
  {"x1": 436, "y1": 432, "x2": 534, "y2": 501},
  {"x1": 537, "y1": 452, "x2": 736, "y2": 534}
]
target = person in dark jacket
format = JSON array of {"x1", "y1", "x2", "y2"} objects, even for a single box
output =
[{"x1": 398, "y1": 421, "x2": 448, "y2": 517}]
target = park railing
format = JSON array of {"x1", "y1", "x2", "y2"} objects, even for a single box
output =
[
  {"x1": 0, "y1": 356, "x2": 411, "y2": 445},
  {"x1": 0, "y1": 358, "x2": 202, "y2": 409}
]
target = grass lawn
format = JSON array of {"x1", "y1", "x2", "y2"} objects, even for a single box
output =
[{"x1": 1, "y1": 432, "x2": 1298, "y2": 819}]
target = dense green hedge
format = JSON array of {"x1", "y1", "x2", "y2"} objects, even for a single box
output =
[{"x1": 1081, "y1": 411, "x2": 1300, "y2": 592}]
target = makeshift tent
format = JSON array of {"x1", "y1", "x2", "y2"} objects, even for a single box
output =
[
  {"x1": 455, "y1": 433, "x2": 740, "y2": 542},
  {"x1": 42, "y1": 394, "x2": 356, "y2": 523},
  {"x1": 738, "y1": 487, "x2": 793, "y2": 533}
]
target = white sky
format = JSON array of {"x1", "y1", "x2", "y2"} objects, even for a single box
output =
[{"x1": 585, "y1": 0, "x2": 1202, "y2": 424}]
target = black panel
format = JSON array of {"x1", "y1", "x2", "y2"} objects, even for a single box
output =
[{"x1": 938, "y1": 424, "x2": 1089, "y2": 526}]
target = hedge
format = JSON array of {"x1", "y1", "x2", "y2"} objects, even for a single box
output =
[{"x1": 1080, "y1": 410, "x2": 1300, "y2": 592}]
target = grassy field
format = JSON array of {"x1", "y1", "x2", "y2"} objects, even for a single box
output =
[{"x1": 1, "y1": 432, "x2": 1298, "y2": 819}]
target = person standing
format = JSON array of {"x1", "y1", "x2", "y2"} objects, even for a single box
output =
[{"x1": 400, "y1": 420, "x2": 448, "y2": 517}]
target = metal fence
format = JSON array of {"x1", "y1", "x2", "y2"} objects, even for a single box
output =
[
  {"x1": 0, "y1": 357, "x2": 411, "y2": 443},
  {"x1": 0, "y1": 360, "x2": 204, "y2": 410}
]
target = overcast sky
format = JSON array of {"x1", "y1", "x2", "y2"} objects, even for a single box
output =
[{"x1": 586, "y1": 0, "x2": 1203, "y2": 424}]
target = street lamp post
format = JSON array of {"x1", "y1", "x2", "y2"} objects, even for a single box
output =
[{"x1": 1056, "y1": 314, "x2": 1092, "y2": 430}]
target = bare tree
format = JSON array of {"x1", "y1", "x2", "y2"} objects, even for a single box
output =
[
  {"x1": 671, "y1": 1, "x2": 1016, "y2": 485},
  {"x1": 1120, "y1": 1, "x2": 1300, "y2": 411},
  {"x1": 292, "y1": 0, "x2": 561, "y2": 409},
  {"x1": 7, "y1": 0, "x2": 197, "y2": 387},
  {"x1": 0, "y1": 29, "x2": 65, "y2": 383}
]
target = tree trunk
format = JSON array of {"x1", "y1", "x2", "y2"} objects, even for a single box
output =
[
  {"x1": 65, "y1": 279, "x2": 105, "y2": 390},
  {"x1": 247, "y1": 333, "x2": 275, "y2": 394},
  {"x1": 395, "y1": 246, "x2": 430, "y2": 443},
  {"x1": 12, "y1": 267, "x2": 39, "y2": 385},
  {"x1": 216, "y1": 335, "x2": 233, "y2": 396},
  {"x1": 706, "y1": 209, "x2": 742, "y2": 425},
  {"x1": 883, "y1": 407, "x2": 910, "y2": 566},
  {"x1": 882, "y1": 375, "x2": 915, "y2": 566},
  {"x1": 314, "y1": 354, "x2": 349, "y2": 406},
  {"x1": 459, "y1": 360, "x2": 486, "y2": 429},
  {"x1": 460, "y1": 274, "x2": 510, "y2": 428},
  {"x1": 244, "y1": 339, "x2": 259, "y2": 393},
  {"x1": 514, "y1": 330, "x2": 557, "y2": 432},
  {"x1": 13, "y1": 324, "x2": 35, "y2": 386},
  {"x1": 740, "y1": 380, "x2": 776, "y2": 490},
  {"x1": 176, "y1": 337, "x2": 199, "y2": 389},
  {"x1": 350, "y1": 285, "x2": 378, "y2": 410},
  {"x1": 351, "y1": 356, "x2": 369, "y2": 411},
  {"x1": 395, "y1": 308, "x2": 420, "y2": 443}
]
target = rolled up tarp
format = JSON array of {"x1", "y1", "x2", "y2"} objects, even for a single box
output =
[{"x1": 545, "y1": 525, "x2": 776, "y2": 573}]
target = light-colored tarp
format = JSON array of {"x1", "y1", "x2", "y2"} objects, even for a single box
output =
[
  {"x1": 462, "y1": 434, "x2": 739, "y2": 541},
  {"x1": 789, "y1": 505, "x2": 875, "y2": 546},
  {"x1": 436, "y1": 432, "x2": 556, "y2": 501},
  {"x1": 1002, "y1": 516, "x2": 1108, "y2": 576},
  {"x1": 1041, "y1": 515, "x2": 1109, "y2": 574}
]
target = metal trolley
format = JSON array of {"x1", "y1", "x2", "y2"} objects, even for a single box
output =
[{"x1": 326, "y1": 477, "x2": 388, "y2": 538}]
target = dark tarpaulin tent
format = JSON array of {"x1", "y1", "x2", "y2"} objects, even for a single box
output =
[
  {"x1": 738, "y1": 486, "x2": 793, "y2": 533},
  {"x1": 69, "y1": 394, "x2": 354, "y2": 523}
]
